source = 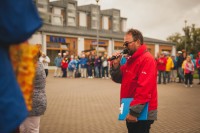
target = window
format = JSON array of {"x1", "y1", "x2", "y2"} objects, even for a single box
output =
[
  {"x1": 37, "y1": 0, "x2": 48, "y2": 12},
  {"x1": 53, "y1": 7, "x2": 61, "y2": 15},
  {"x1": 52, "y1": 15, "x2": 63, "y2": 25},
  {"x1": 113, "y1": 11, "x2": 120, "y2": 32},
  {"x1": 67, "y1": 3, "x2": 76, "y2": 26},
  {"x1": 102, "y1": 16, "x2": 109, "y2": 30},
  {"x1": 91, "y1": 7, "x2": 99, "y2": 29},
  {"x1": 121, "y1": 19, "x2": 127, "y2": 32},
  {"x1": 79, "y1": 12, "x2": 87, "y2": 27},
  {"x1": 68, "y1": 17, "x2": 76, "y2": 26}
]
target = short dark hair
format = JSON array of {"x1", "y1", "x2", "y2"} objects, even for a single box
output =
[{"x1": 126, "y1": 29, "x2": 143, "y2": 44}]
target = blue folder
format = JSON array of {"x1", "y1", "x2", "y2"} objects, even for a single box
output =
[{"x1": 118, "y1": 98, "x2": 148, "y2": 121}]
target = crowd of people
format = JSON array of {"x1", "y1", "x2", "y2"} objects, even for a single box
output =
[
  {"x1": 40, "y1": 49, "x2": 200, "y2": 88},
  {"x1": 156, "y1": 50, "x2": 200, "y2": 87},
  {"x1": 51, "y1": 51, "x2": 111, "y2": 79}
]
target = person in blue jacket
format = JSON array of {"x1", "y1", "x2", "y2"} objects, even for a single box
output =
[
  {"x1": 54, "y1": 53, "x2": 62, "y2": 77},
  {"x1": 79, "y1": 54, "x2": 88, "y2": 78},
  {"x1": 0, "y1": 0, "x2": 42, "y2": 132}
]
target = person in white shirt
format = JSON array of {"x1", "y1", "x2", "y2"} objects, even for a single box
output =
[{"x1": 39, "y1": 53, "x2": 50, "y2": 77}]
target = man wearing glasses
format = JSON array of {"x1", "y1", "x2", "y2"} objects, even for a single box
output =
[{"x1": 111, "y1": 29, "x2": 158, "y2": 133}]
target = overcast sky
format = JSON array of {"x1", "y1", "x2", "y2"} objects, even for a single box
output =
[{"x1": 51, "y1": 0, "x2": 200, "y2": 40}]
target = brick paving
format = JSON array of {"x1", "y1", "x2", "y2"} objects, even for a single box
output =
[{"x1": 40, "y1": 74, "x2": 200, "y2": 133}]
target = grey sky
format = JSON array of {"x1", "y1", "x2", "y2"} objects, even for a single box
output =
[{"x1": 51, "y1": 0, "x2": 200, "y2": 40}]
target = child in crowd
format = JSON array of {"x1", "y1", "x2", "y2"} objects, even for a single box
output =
[{"x1": 183, "y1": 56, "x2": 194, "y2": 87}]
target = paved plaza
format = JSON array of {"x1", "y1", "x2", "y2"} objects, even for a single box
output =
[{"x1": 40, "y1": 74, "x2": 200, "y2": 133}]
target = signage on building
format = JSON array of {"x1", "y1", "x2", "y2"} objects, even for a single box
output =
[
  {"x1": 50, "y1": 36, "x2": 66, "y2": 43},
  {"x1": 91, "y1": 41, "x2": 105, "y2": 45}
]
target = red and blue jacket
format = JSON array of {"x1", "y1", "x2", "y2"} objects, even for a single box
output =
[{"x1": 111, "y1": 44, "x2": 158, "y2": 120}]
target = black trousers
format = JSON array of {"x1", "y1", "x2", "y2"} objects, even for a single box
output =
[
  {"x1": 185, "y1": 73, "x2": 193, "y2": 85},
  {"x1": 62, "y1": 68, "x2": 67, "y2": 77},
  {"x1": 45, "y1": 69, "x2": 48, "y2": 77},
  {"x1": 126, "y1": 120, "x2": 154, "y2": 133}
]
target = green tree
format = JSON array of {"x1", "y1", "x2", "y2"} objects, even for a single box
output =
[
  {"x1": 167, "y1": 32, "x2": 184, "y2": 51},
  {"x1": 167, "y1": 22, "x2": 200, "y2": 55}
]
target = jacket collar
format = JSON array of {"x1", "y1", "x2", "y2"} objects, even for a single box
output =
[{"x1": 128, "y1": 44, "x2": 147, "y2": 61}]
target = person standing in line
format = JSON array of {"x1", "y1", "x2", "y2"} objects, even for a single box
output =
[
  {"x1": 61, "y1": 57, "x2": 68, "y2": 78},
  {"x1": 196, "y1": 52, "x2": 200, "y2": 85},
  {"x1": 110, "y1": 29, "x2": 157, "y2": 133},
  {"x1": 183, "y1": 56, "x2": 194, "y2": 87},
  {"x1": 165, "y1": 53, "x2": 174, "y2": 83},
  {"x1": 94, "y1": 55, "x2": 100, "y2": 78},
  {"x1": 177, "y1": 51, "x2": 184, "y2": 83},
  {"x1": 90, "y1": 51, "x2": 96, "y2": 77},
  {"x1": 157, "y1": 53, "x2": 167, "y2": 84},
  {"x1": 54, "y1": 53, "x2": 62, "y2": 77},
  {"x1": 79, "y1": 54, "x2": 88, "y2": 78},
  {"x1": 87, "y1": 55, "x2": 94, "y2": 78},
  {"x1": 20, "y1": 51, "x2": 47, "y2": 133},
  {"x1": 68, "y1": 55, "x2": 77, "y2": 78},
  {"x1": 102, "y1": 55, "x2": 109, "y2": 79},
  {"x1": 98, "y1": 53, "x2": 103, "y2": 78},
  {"x1": 39, "y1": 53, "x2": 50, "y2": 77},
  {"x1": 171, "y1": 55, "x2": 177, "y2": 82}
]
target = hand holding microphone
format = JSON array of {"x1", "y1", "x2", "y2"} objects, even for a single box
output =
[
  {"x1": 110, "y1": 49, "x2": 129, "y2": 61},
  {"x1": 111, "y1": 49, "x2": 128, "y2": 68}
]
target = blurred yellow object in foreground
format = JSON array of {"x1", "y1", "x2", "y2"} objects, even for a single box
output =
[{"x1": 9, "y1": 42, "x2": 39, "y2": 111}]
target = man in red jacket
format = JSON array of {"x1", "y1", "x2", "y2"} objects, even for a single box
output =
[{"x1": 111, "y1": 29, "x2": 157, "y2": 133}]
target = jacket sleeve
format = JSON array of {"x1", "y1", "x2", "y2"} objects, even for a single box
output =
[
  {"x1": 129, "y1": 56, "x2": 157, "y2": 117},
  {"x1": 110, "y1": 65, "x2": 122, "y2": 83},
  {"x1": 46, "y1": 57, "x2": 50, "y2": 63}
]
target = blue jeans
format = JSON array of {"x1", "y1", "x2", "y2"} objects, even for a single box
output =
[
  {"x1": 87, "y1": 66, "x2": 93, "y2": 77},
  {"x1": 95, "y1": 66, "x2": 99, "y2": 78},
  {"x1": 102, "y1": 67, "x2": 108, "y2": 77},
  {"x1": 178, "y1": 67, "x2": 184, "y2": 82}
]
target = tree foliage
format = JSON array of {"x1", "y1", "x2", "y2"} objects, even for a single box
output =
[{"x1": 167, "y1": 23, "x2": 200, "y2": 56}]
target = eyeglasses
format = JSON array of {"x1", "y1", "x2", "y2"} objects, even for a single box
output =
[{"x1": 123, "y1": 41, "x2": 134, "y2": 47}]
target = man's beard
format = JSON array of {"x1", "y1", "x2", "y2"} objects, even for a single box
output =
[{"x1": 127, "y1": 49, "x2": 136, "y2": 56}]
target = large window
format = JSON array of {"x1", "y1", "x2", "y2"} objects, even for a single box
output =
[
  {"x1": 113, "y1": 11, "x2": 120, "y2": 32},
  {"x1": 121, "y1": 19, "x2": 127, "y2": 32},
  {"x1": 67, "y1": 3, "x2": 76, "y2": 26},
  {"x1": 102, "y1": 16, "x2": 109, "y2": 30},
  {"x1": 52, "y1": 7, "x2": 63, "y2": 25},
  {"x1": 79, "y1": 12, "x2": 87, "y2": 27},
  {"x1": 91, "y1": 7, "x2": 99, "y2": 29}
]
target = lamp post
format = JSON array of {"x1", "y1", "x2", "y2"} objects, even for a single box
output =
[
  {"x1": 96, "y1": 0, "x2": 99, "y2": 56},
  {"x1": 184, "y1": 20, "x2": 187, "y2": 52}
]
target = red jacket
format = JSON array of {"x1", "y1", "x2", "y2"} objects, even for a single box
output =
[
  {"x1": 120, "y1": 45, "x2": 158, "y2": 112},
  {"x1": 196, "y1": 57, "x2": 200, "y2": 69},
  {"x1": 61, "y1": 60, "x2": 68, "y2": 69},
  {"x1": 157, "y1": 57, "x2": 167, "y2": 71}
]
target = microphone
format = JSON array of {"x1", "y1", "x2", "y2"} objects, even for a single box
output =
[{"x1": 110, "y1": 49, "x2": 129, "y2": 61}]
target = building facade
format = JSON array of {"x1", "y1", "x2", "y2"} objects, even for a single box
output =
[{"x1": 30, "y1": 0, "x2": 176, "y2": 66}]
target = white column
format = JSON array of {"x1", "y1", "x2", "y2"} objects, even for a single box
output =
[
  {"x1": 155, "y1": 44, "x2": 159, "y2": 57},
  {"x1": 108, "y1": 40, "x2": 113, "y2": 56},
  {"x1": 28, "y1": 32, "x2": 42, "y2": 45},
  {"x1": 111, "y1": 39, "x2": 115, "y2": 53},
  {"x1": 42, "y1": 33, "x2": 47, "y2": 54},
  {"x1": 78, "y1": 37, "x2": 84, "y2": 55},
  {"x1": 172, "y1": 45, "x2": 176, "y2": 56}
]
